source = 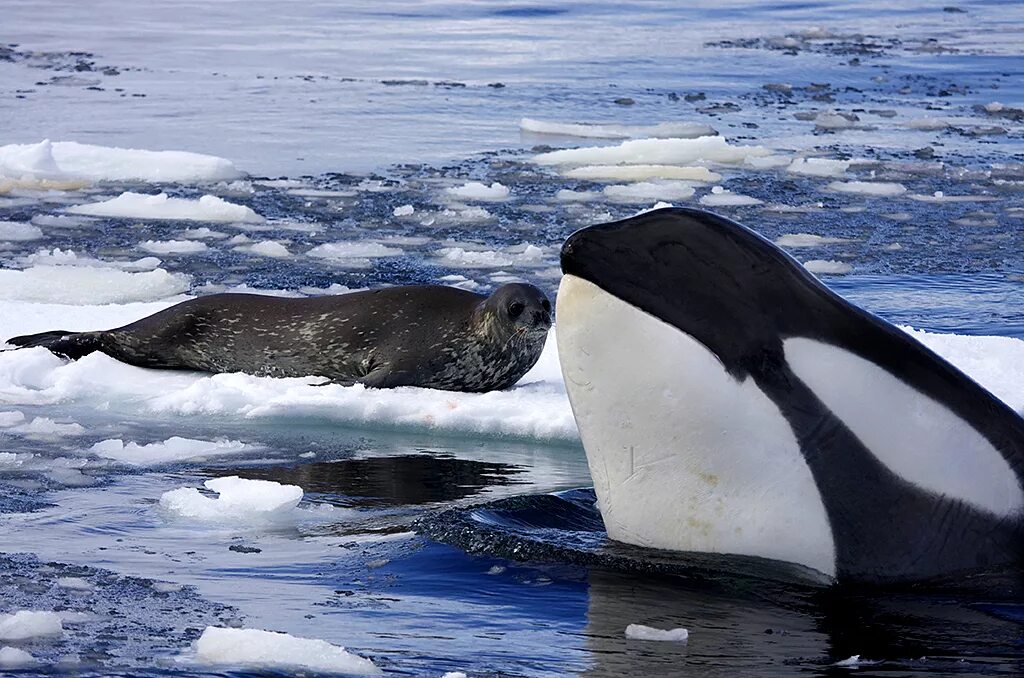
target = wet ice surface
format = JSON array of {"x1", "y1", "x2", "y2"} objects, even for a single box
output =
[{"x1": 2, "y1": 0, "x2": 1024, "y2": 675}]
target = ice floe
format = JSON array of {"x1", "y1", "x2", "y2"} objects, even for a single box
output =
[
  {"x1": 1, "y1": 299, "x2": 1022, "y2": 443},
  {"x1": 827, "y1": 181, "x2": 907, "y2": 196},
  {"x1": 68, "y1": 192, "x2": 264, "y2": 223},
  {"x1": 307, "y1": 241, "x2": 405, "y2": 263},
  {"x1": 16, "y1": 248, "x2": 162, "y2": 272},
  {"x1": 787, "y1": 158, "x2": 850, "y2": 177},
  {"x1": 698, "y1": 186, "x2": 762, "y2": 206},
  {"x1": 0, "y1": 221, "x2": 44, "y2": 241},
  {"x1": 91, "y1": 437, "x2": 256, "y2": 466},
  {"x1": 0, "y1": 140, "x2": 242, "y2": 185},
  {"x1": 603, "y1": 182, "x2": 696, "y2": 203},
  {"x1": 0, "y1": 266, "x2": 189, "y2": 304},
  {"x1": 393, "y1": 204, "x2": 415, "y2": 216},
  {"x1": 160, "y1": 476, "x2": 303, "y2": 523},
  {"x1": 520, "y1": 118, "x2": 715, "y2": 140},
  {"x1": 445, "y1": 182, "x2": 510, "y2": 202},
  {"x1": 191, "y1": 626, "x2": 381, "y2": 675},
  {"x1": 533, "y1": 136, "x2": 770, "y2": 167},
  {"x1": 803, "y1": 259, "x2": 853, "y2": 274},
  {"x1": 0, "y1": 646, "x2": 36, "y2": 668},
  {"x1": 235, "y1": 241, "x2": 291, "y2": 258},
  {"x1": 566, "y1": 165, "x2": 720, "y2": 183},
  {"x1": 775, "y1": 233, "x2": 853, "y2": 247},
  {"x1": 0, "y1": 611, "x2": 63, "y2": 640},
  {"x1": 140, "y1": 240, "x2": 210, "y2": 255},
  {"x1": 436, "y1": 243, "x2": 546, "y2": 268},
  {"x1": 624, "y1": 624, "x2": 688, "y2": 642}
]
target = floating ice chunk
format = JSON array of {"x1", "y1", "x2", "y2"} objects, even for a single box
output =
[
  {"x1": 698, "y1": 186, "x2": 762, "y2": 206},
  {"x1": 68, "y1": 192, "x2": 264, "y2": 223},
  {"x1": 834, "y1": 655, "x2": 880, "y2": 668},
  {"x1": 0, "y1": 221, "x2": 44, "y2": 241},
  {"x1": 29, "y1": 214, "x2": 94, "y2": 228},
  {"x1": 555, "y1": 189, "x2": 601, "y2": 202},
  {"x1": 803, "y1": 259, "x2": 853, "y2": 274},
  {"x1": 787, "y1": 158, "x2": 850, "y2": 177},
  {"x1": 624, "y1": 624, "x2": 688, "y2": 642},
  {"x1": 0, "y1": 265, "x2": 189, "y2": 304},
  {"x1": 0, "y1": 647, "x2": 35, "y2": 669},
  {"x1": 160, "y1": 476, "x2": 303, "y2": 523},
  {"x1": 9, "y1": 417, "x2": 85, "y2": 438},
  {"x1": 56, "y1": 577, "x2": 94, "y2": 591},
  {"x1": 534, "y1": 136, "x2": 770, "y2": 167},
  {"x1": 140, "y1": 239, "x2": 209, "y2": 255},
  {"x1": 565, "y1": 165, "x2": 720, "y2": 183},
  {"x1": 907, "y1": 192, "x2": 992, "y2": 203},
  {"x1": 603, "y1": 182, "x2": 695, "y2": 203},
  {"x1": 393, "y1": 204, "x2": 415, "y2": 216},
  {"x1": 0, "y1": 611, "x2": 63, "y2": 640},
  {"x1": 91, "y1": 437, "x2": 255, "y2": 466},
  {"x1": 744, "y1": 155, "x2": 792, "y2": 170},
  {"x1": 445, "y1": 182, "x2": 510, "y2": 202},
  {"x1": 0, "y1": 411, "x2": 26, "y2": 427},
  {"x1": 437, "y1": 244, "x2": 545, "y2": 268},
  {"x1": 180, "y1": 227, "x2": 228, "y2": 240},
  {"x1": 775, "y1": 233, "x2": 853, "y2": 247},
  {"x1": 237, "y1": 241, "x2": 291, "y2": 258},
  {"x1": 308, "y1": 242, "x2": 404, "y2": 261},
  {"x1": 192, "y1": 626, "x2": 381, "y2": 675},
  {"x1": 813, "y1": 112, "x2": 859, "y2": 130},
  {"x1": 0, "y1": 140, "x2": 242, "y2": 183},
  {"x1": 520, "y1": 118, "x2": 715, "y2": 140},
  {"x1": 827, "y1": 181, "x2": 907, "y2": 196},
  {"x1": 441, "y1": 673, "x2": 468, "y2": 678},
  {"x1": 17, "y1": 248, "x2": 162, "y2": 272}
]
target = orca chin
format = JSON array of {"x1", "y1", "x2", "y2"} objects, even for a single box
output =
[{"x1": 557, "y1": 207, "x2": 1024, "y2": 584}]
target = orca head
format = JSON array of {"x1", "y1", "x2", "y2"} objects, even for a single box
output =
[{"x1": 560, "y1": 206, "x2": 829, "y2": 379}]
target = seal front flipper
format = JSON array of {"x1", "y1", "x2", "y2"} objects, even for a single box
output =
[{"x1": 6, "y1": 330, "x2": 107, "y2": 360}]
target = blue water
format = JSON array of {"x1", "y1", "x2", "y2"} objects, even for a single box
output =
[{"x1": 2, "y1": 0, "x2": 1024, "y2": 675}]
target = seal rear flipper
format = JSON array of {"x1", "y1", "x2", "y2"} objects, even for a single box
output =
[{"x1": 5, "y1": 330, "x2": 106, "y2": 360}]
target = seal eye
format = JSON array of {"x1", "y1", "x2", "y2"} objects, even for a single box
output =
[{"x1": 507, "y1": 301, "x2": 525, "y2": 318}]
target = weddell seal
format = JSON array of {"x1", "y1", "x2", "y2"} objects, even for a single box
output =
[{"x1": 6, "y1": 283, "x2": 552, "y2": 393}]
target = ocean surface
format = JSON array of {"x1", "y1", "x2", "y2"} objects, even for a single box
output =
[{"x1": 1, "y1": 0, "x2": 1024, "y2": 675}]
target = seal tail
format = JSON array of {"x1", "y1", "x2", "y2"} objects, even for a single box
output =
[{"x1": 5, "y1": 330, "x2": 106, "y2": 360}]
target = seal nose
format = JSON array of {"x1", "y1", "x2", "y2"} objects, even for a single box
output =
[{"x1": 533, "y1": 309, "x2": 551, "y2": 327}]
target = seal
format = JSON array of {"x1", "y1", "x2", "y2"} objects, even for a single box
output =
[
  {"x1": 557, "y1": 207, "x2": 1024, "y2": 583},
  {"x1": 6, "y1": 283, "x2": 552, "y2": 393}
]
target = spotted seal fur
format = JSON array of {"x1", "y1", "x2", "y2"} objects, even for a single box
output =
[{"x1": 6, "y1": 283, "x2": 551, "y2": 393}]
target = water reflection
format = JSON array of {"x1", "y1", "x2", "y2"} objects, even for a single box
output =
[{"x1": 225, "y1": 454, "x2": 528, "y2": 507}]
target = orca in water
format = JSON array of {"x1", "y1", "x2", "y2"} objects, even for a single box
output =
[{"x1": 556, "y1": 207, "x2": 1024, "y2": 583}]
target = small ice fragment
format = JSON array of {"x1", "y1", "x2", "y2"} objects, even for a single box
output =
[
  {"x1": 803, "y1": 259, "x2": 853, "y2": 274},
  {"x1": 0, "y1": 611, "x2": 64, "y2": 640},
  {"x1": 826, "y1": 181, "x2": 907, "y2": 196},
  {"x1": 624, "y1": 624, "x2": 688, "y2": 642},
  {"x1": 0, "y1": 221, "x2": 44, "y2": 242},
  {"x1": 834, "y1": 654, "x2": 880, "y2": 667},
  {"x1": 445, "y1": 182, "x2": 510, "y2": 202},
  {"x1": 152, "y1": 582, "x2": 184, "y2": 593},
  {"x1": 775, "y1": 233, "x2": 851, "y2": 248},
  {"x1": 393, "y1": 204, "x2": 415, "y2": 216},
  {"x1": 56, "y1": 577, "x2": 94, "y2": 591},
  {"x1": 68, "y1": 192, "x2": 264, "y2": 223},
  {"x1": 193, "y1": 626, "x2": 381, "y2": 675},
  {"x1": 160, "y1": 476, "x2": 303, "y2": 523},
  {"x1": 487, "y1": 565, "x2": 506, "y2": 575},
  {"x1": 0, "y1": 411, "x2": 26, "y2": 427},
  {"x1": 0, "y1": 646, "x2": 35, "y2": 668},
  {"x1": 441, "y1": 672, "x2": 468, "y2": 678},
  {"x1": 90, "y1": 437, "x2": 254, "y2": 466}
]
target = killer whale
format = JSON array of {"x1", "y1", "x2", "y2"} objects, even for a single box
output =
[{"x1": 556, "y1": 207, "x2": 1024, "y2": 583}]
